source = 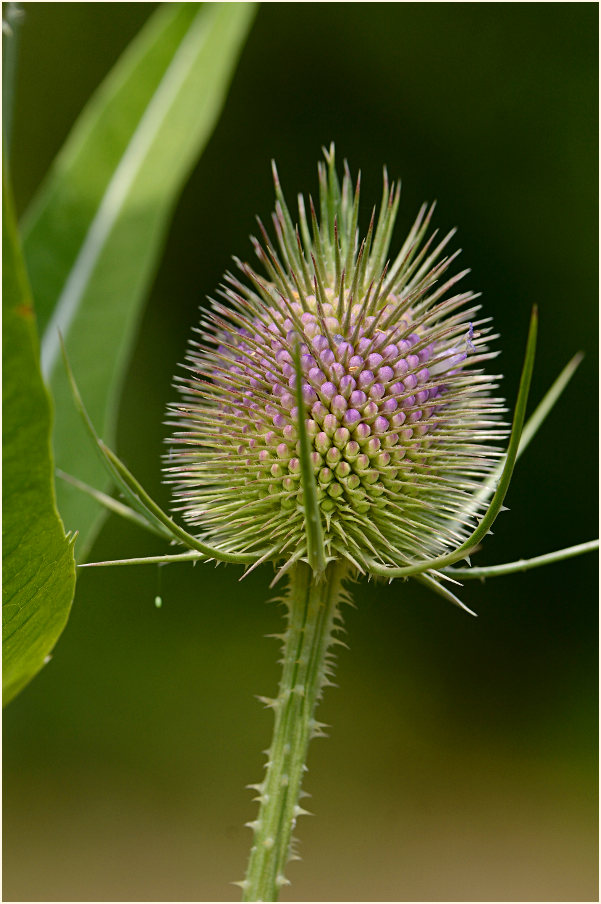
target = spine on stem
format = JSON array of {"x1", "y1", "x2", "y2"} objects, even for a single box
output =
[{"x1": 240, "y1": 560, "x2": 349, "y2": 902}]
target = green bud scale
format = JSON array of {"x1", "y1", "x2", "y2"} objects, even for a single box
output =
[{"x1": 165, "y1": 147, "x2": 506, "y2": 571}]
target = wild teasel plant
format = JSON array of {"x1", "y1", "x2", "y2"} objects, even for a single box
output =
[{"x1": 67, "y1": 147, "x2": 598, "y2": 901}]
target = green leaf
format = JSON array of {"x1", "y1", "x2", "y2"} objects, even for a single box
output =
[
  {"x1": 2, "y1": 168, "x2": 76, "y2": 707},
  {"x1": 21, "y1": 2, "x2": 257, "y2": 559}
]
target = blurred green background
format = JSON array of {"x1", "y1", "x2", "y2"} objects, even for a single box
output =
[{"x1": 4, "y1": 3, "x2": 598, "y2": 901}]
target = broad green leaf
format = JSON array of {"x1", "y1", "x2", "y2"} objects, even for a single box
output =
[
  {"x1": 22, "y1": 2, "x2": 257, "y2": 560},
  {"x1": 2, "y1": 169, "x2": 76, "y2": 707}
]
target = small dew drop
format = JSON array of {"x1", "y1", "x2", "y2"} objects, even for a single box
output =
[{"x1": 154, "y1": 596, "x2": 163, "y2": 609}]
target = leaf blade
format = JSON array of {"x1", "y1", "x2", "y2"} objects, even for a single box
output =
[
  {"x1": 2, "y1": 167, "x2": 76, "y2": 706},
  {"x1": 22, "y1": 2, "x2": 257, "y2": 559}
]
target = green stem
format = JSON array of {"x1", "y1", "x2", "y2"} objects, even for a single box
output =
[
  {"x1": 443, "y1": 539, "x2": 599, "y2": 580},
  {"x1": 241, "y1": 561, "x2": 348, "y2": 901}
]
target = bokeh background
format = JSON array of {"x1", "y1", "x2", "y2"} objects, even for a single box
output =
[{"x1": 4, "y1": 3, "x2": 598, "y2": 901}]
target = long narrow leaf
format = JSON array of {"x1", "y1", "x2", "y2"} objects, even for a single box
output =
[
  {"x1": 102, "y1": 442, "x2": 270, "y2": 565},
  {"x1": 61, "y1": 341, "x2": 184, "y2": 541},
  {"x1": 62, "y1": 345, "x2": 264, "y2": 565},
  {"x1": 56, "y1": 470, "x2": 171, "y2": 540},
  {"x1": 22, "y1": 2, "x2": 257, "y2": 559}
]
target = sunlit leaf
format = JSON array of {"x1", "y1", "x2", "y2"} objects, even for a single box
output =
[
  {"x1": 2, "y1": 167, "x2": 76, "y2": 706},
  {"x1": 22, "y1": 1, "x2": 257, "y2": 559}
]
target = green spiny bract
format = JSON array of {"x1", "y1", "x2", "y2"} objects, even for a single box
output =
[{"x1": 164, "y1": 147, "x2": 506, "y2": 572}]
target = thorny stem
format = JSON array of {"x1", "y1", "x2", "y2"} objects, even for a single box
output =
[
  {"x1": 444, "y1": 540, "x2": 599, "y2": 580},
  {"x1": 240, "y1": 561, "x2": 349, "y2": 901}
]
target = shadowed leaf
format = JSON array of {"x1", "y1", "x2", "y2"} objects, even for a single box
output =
[{"x1": 22, "y1": 2, "x2": 257, "y2": 560}]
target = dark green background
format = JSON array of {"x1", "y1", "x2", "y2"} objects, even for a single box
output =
[{"x1": 4, "y1": 3, "x2": 598, "y2": 900}]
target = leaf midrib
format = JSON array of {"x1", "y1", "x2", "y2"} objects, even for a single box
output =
[{"x1": 40, "y1": 4, "x2": 211, "y2": 380}]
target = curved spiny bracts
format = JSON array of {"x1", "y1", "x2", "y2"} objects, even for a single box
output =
[{"x1": 164, "y1": 148, "x2": 505, "y2": 570}]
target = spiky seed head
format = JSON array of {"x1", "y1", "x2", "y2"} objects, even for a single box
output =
[{"x1": 164, "y1": 146, "x2": 506, "y2": 572}]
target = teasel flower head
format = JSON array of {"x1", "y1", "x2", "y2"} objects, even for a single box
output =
[{"x1": 165, "y1": 147, "x2": 506, "y2": 574}]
